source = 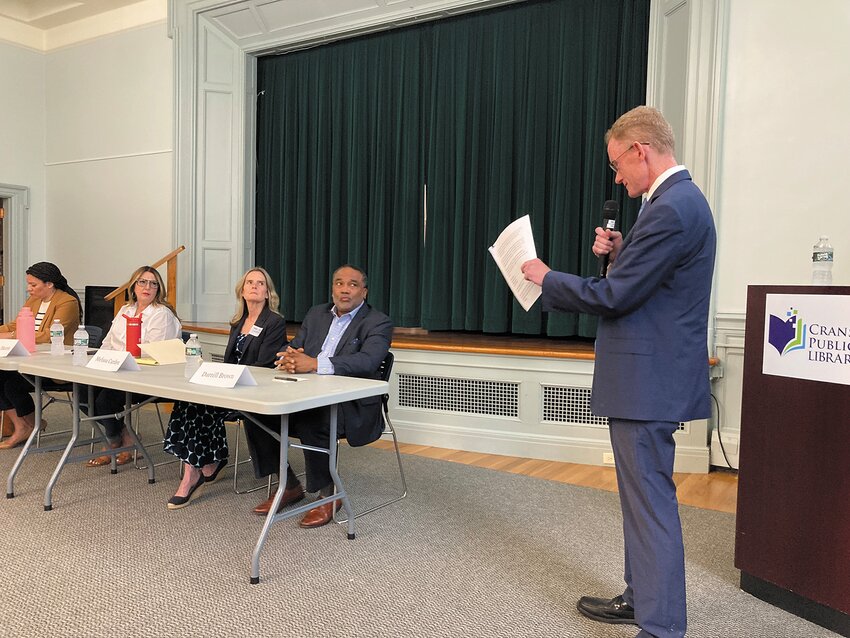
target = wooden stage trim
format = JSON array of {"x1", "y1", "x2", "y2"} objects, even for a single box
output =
[
  {"x1": 183, "y1": 322, "x2": 597, "y2": 360},
  {"x1": 183, "y1": 322, "x2": 718, "y2": 365}
]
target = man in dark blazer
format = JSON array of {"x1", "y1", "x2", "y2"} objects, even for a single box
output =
[
  {"x1": 522, "y1": 106, "x2": 716, "y2": 638},
  {"x1": 246, "y1": 264, "x2": 393, "y2": 528}
]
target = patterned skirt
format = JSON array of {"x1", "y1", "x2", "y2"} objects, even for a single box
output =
[{"x1": 163, "y1": 401, "x2": 230, "y2": 468}]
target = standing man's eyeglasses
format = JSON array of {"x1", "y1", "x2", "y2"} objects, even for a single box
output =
[{"x1": 609, "y1": 142, "x2": 650, "y2": 173}]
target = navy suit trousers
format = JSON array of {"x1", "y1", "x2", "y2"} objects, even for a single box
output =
[{"x1": 609, "y1": 418, "x2": 686, "y2": 638}]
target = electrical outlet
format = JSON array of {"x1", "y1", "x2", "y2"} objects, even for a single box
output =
[{"x1": 602, "y1": 452, "x2": 615, "y2": 465}]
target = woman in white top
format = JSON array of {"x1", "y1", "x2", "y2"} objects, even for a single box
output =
[{"x1": 86, "y1": 266, "x2": 182, "y2": 467}]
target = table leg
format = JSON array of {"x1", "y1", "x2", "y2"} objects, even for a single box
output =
[
  {"x1": 43, "y1": 381, "x2": 83, "y2": 511},
  {"x1": 250, "y1": 413, "x2": 289, "y2": 584},
  {"x1": 327, "y1": 404, "x2": 355, "y2": 539},
  {"x1": 120, "y1": 391, "x2": 156, "y2": 484},
  {"x1": 5, "y1": 375, "x2": 44, "y2": 499}
]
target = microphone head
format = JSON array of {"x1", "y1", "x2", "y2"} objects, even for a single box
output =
[{"x1": 602, "y1": 199, "x2": 619, "y2": 230}]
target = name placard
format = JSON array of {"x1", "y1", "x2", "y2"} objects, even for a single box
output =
[
  {"x1": 189, "y1": 362, "x2": 257, "y2": 388},
  {"x1": 86, "y1": 349, "x2": 141, "y2": 372},
  {"x1": 0, "y1": 339, "x2": 31, "y2": 358}
]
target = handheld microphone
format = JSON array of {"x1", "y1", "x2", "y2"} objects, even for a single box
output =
[{"x1": 598, "y1": 199, "x2": 619, "y2": 278}]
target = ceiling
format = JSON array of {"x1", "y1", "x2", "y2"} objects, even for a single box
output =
[{"x1": 0, "y1": 0, "x2": 143, "y2": 30}]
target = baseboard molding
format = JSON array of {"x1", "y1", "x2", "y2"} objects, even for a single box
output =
[
  {"x1": 387, "y1": 419, "x2": 710, "y2": 473},
  {"x1": 710, "y1": 429, "x2": 739, "y2": 470}
]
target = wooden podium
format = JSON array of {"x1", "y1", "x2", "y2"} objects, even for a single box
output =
[{"x1": 736, "y1": 285, "x2": 850, "y2": 636}]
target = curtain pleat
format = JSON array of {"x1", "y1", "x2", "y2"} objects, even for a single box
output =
[{"x1": 256, "y1": 0, "x2": 649, "y2": 336}]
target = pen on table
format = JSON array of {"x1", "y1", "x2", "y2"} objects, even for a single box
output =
[{"x1": 274, "y1": 375, "x2": 300, "y2": 382}]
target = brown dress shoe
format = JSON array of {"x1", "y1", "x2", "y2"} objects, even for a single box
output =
[
  {"x1": 298, "y1": 500, "x2": 342, "y2": 528},
  {"x1": 252, "y1": 483, "x2": 305, "y2": 515}
]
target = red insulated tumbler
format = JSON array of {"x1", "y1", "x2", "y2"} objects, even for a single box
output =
[{"x1": 123, "y1": 314, "x2": 142, "y2": 357}]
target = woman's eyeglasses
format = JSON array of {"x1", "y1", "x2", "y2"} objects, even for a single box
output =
[{"x1": 135, "y1": 279, "x2": 159, "y2": 289}]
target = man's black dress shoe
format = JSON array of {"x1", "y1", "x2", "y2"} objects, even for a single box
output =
[{"x1": 577, "y1": 595, "x2": 637, "y2": 625}]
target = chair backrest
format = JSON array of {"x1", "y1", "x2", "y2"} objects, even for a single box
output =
[
  {"x1": 377, "y1": 351, "x2": 394, "y2": 383},
  {"x1": 85, "y1": 325, "x2": 104, "y2": 349},
  {"x1": 377, "y1": 352, "x2": 394, "y2": 410}
]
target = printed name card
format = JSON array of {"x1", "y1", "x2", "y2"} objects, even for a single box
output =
[
  {"x1": 86, "y1": 349, "x2": 141, "y2": 372},
  {"x1": 189, "y1": 362, "x2": 257, "y2": 388},
  {"x1": 0, "y1": 339, "x2": 31, "y2": 358}
]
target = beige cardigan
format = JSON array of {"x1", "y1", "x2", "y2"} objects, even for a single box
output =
[{"x1": 1, "y1": 289, "x2": 81, "y2": 345}]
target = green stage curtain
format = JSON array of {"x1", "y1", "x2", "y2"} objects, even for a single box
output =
[{"x1": 256, "y1": 0, "x2": 649, "y2": 336}]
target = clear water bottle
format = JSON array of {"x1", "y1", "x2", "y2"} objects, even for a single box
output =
[
  {"x1": 812, "y1": 236, "x2": 834, "y2": 285},
  {"x1": 184, "y1": 333, "x2": 202, "y2": 379},
  {"x1": 72, "y1": 327, "x2": 89, "y2": 366},
  {"x1": 50, "y1": 319, "x2": 65, "y2": 356}
]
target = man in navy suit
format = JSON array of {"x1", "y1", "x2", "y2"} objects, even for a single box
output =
[
  {"x1": 522, "y1": 106, "x2": 716, "y2": 638},
  {"x1": 246, "y1": 264, "x2": 393, "y2": 528}
]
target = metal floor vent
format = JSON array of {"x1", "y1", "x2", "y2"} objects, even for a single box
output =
[
  {"x1": 397, "y1": 373, "x2": 519, "y2": 417},
  {"x1": 542, "y1": 385, "x2": 608, "y2": 426},
  {"x1": 542, "y1": 385, "x2": 688, "y2": 431}
]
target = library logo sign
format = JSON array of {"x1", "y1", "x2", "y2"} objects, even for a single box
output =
[{"x1": 763, "y1": 293, "x2": 850, "y2": 386}]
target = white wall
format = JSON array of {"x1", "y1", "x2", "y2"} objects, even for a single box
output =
[
  {"x1": 715, "y1": 0, "x2": 850, "y2": 314},
  {"x1": 44, "y1": 22, "x2": 174, "y2": 289},
  {"x1": 0, "y1": 40, "x2": 46, "y2": 265},
  {"x1": 707, "y1": 0, "x2": 850, "y2": 468}
]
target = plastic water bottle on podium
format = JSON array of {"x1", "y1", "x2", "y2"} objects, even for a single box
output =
[
  {"x1": 812, "y1": 236, "x2": 833, "y2": 285},
  {"x1": 50, "y1": 320, "x2": 65, "y2": 355},
  {"x1": 184, "y1": 333, "x2": 202, "y2": 379},
  {"x1": 72, "y1": 327, "x2": 89, "y2": 366}
]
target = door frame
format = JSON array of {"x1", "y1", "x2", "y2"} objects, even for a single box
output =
[{"x1": 0, "y1": 183, "x2": 30, "y2": 318}]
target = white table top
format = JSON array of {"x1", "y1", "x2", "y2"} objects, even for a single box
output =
[
  {"x1": 16, "y1": 355, "x2": 388, "y2": 415},
  {"x1": 0, "y1": 348, "x2": 56, "y2": 371}
]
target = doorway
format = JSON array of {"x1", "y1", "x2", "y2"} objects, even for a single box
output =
[{"x1": 0, "y1": 200, "x2": 5, "y2": 324}]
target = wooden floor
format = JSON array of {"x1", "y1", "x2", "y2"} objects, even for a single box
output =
[{"x1": 371, "y1": 440, "x2": 739, "y2": 514}]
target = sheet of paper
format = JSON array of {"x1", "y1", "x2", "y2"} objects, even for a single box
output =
[
  {"x1": 139, "y1": 338, "x2": 186, "y2": 365},
  {"x1": 488, "y1": 214, "x2": 542, "y2": 311}
]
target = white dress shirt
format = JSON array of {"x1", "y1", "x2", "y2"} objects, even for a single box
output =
[{"x1": 100, "y1": 303, "x2": 182, "y2": 351}]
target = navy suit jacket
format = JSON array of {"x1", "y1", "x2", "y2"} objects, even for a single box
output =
[
  {"x1": 543, "y1": 170, "x2": 716, "y2": 422},
  {"x1": 290, "y1": 302, "x2": 393, "y2": 446},
  {"x1": 223, "y1": 305, "x2": 288, "y2": 368}
]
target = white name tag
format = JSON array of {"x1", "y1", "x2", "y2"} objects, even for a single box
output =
[
  {"x1": 249, "y1": 325, "x2": 263, "y2": 337},
  {"x1": 189, "y1": 362, "x2": 257, "y2": 388},
  {"x1": 86, "y1": 349, "x2": 141, "y2": 372},
  {"x1": 0, "y1": 339, "x2": 31, "y2": 358}
]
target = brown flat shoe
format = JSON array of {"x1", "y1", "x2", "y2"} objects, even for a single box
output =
[
  {"x1": 86, "y1": 455, "x2": 112, "y2": 467},
  {"x1": 86, "y1": 451, "x2": 133, "y2": 467},
  {"x1": 1, "y1": 419, "x2": 13, "y2": 438},
  {"x1": 115, "y1": 452, "x2": 133, "y2": 466},
  {"x1": 0, "y1": 436, "x2": 28, "y2": 450}
]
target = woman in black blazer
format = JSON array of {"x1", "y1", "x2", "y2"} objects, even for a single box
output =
[{"x1": 163, "y1": 267, "x2": 288, "y2": 509}]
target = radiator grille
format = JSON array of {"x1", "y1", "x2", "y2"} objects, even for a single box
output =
[
  {"x1": 397, "y1": 373, "x2": 518, "y2": 417},
  {"x1": 542, "y1": 385, "x2": 608, "y2": 426}
]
